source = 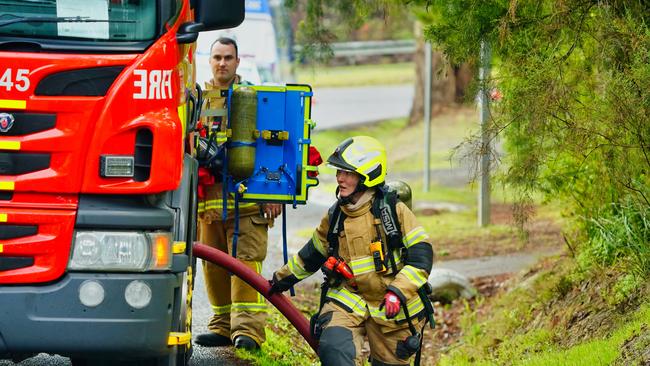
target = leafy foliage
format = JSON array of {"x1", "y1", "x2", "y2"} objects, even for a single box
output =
[
  {"x1": 423, "y1": 0, "x2": 650, "y2": 277},
  {"x1": 290, "y1": 0, "x2": 649, "y2": 277}
]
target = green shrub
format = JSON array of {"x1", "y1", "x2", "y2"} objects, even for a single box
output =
[
  {"x1": 580, "y1": 200, "x2": 650, "y2": 278},
  {"x1": 606, "y1": 274, "x2": 644, "y2": 307}
]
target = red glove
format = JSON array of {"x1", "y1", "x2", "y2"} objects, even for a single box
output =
[
  {"x1": 381, "y1": 291, "x2": 401, "y2": 319},
  {"x1": 307, "y1": 146, "x2": 323, "y2": 177},
  {"x1": 197, "y1": 167, "x2": 215, "y2": 199}
]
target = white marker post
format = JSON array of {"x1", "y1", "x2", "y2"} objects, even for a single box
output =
[{"x1": 478, "y1": 40, "x2": 491, "y2": 227}]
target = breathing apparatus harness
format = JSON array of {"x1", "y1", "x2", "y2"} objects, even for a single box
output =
[
  {"x1": 195, "y1": 85, "x2": 248, "y2": 260},
  {"x1": 314, "y1": 184, "x2": 435, "y2": 365},
  {"x1": 195, "y1": 107, "x2": 226, "y2": 174},
  {"x1": 325, "y1": 185, "x2": 402, "y2": 284}
]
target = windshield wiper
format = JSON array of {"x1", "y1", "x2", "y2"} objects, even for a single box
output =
[{"x1": 0, "y1": 16, "x2": 135, "y2": 28}]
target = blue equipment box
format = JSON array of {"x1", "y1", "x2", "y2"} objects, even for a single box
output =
[{"x1": 226, "y1": 84, "x2": 318, "y2": 205}]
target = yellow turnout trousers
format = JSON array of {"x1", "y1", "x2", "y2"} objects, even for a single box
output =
[
  {"x1": 199, "y1": 213, "x2": 269, "y2": 345},
  {"x1": 314, "y1": 302, "x2": 426, "y2": 366}
]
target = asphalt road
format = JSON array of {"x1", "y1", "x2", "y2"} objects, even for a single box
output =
[{"x1": 311, "y1": 84, "x2": 414, "y2": 129}]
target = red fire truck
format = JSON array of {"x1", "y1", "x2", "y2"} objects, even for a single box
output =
[{"x1": 0, "y1": 1, "x2": 243, "y2": 365}]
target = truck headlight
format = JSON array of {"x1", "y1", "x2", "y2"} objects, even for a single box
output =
[{"x1": 69, "y1": 231, "x2": 172, "y2": 271}]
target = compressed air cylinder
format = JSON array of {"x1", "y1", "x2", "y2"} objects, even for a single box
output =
[
  {"x1": 387, "y1": 180, "x2": 413, "y2": 209},
  {"x1": 228, "y1": 86, "x2": 257, "y2": 180}
]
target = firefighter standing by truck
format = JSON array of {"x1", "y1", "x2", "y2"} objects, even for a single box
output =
[
  {"x1": 269, "y1": 136, "x2": 435, "y2": 366},
  {"x1": 194, "y1": 37, "x2": 281, "y2": 350}
]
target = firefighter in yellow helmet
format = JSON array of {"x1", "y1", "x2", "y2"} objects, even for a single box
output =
[{"x1": 269, "y1": 136, "x2": 435, "y2": 366}]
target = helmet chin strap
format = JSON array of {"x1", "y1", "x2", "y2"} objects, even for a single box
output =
[{"x1": 336, "y1": 181, "x2": 367, "y2": 205}]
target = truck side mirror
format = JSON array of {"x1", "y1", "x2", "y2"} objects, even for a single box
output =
[
  {"x1": 194, "y1": 0, "x2": 245, "y2": 32},
  {"x1": 177, "y1": 22, "x2": 204, "y2": 44}
]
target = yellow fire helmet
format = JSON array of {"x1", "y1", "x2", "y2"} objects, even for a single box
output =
[{"x1": 327, "y1": 136, "x2": 387, "y2": 188}]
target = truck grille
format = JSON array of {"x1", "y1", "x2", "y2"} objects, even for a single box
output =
[
  {"x1": 0, "y1": 152, "x2": 50, "y2": 175},
  {"x1": 0, "y1": 224, "x2": 37, "y2": 239},
  {"x1": 0, "y1": 257, "x2": 34, "y2": 271}
]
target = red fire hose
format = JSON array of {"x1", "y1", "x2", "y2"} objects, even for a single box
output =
[{"x1": 192, "y1": 242, "x2": 319, "y2": 353}]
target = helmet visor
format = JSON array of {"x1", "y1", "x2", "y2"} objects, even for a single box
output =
[
  {"x1": 327, "y1": 138, "x2": 357, "y2": 172},
  {"x1": 326, "y1": 163, "x2": 355, "y2": 172}
]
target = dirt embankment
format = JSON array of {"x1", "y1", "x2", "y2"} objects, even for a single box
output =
[
  {"x1": 432, "y1": 255, "x2": 650, "y2": 365},
  {"x1": 421, "y1": 274, "x2": 513, "y2": 365}
]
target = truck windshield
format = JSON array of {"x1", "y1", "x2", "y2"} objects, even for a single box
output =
[{"x1": 0, "y1": 0, "x2": 159, "y2": 41}]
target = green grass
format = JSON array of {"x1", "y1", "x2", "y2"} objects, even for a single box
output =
[
  {"x1": 410, "y1": 180, "x2": 476, "y2": 205},
  {"x1": 236, "y1": 307, "x2": 319, "y2": 366},
  {"x1": 419, "y1": 209, "x2": 516, "y2": 243},
  {"x1": 296, "y1": 62, "x2": 415, "y2": 88}
]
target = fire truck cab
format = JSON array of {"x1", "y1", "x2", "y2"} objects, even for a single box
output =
[{"x1": 0, "y1": 1, "x2": 244, "y2": 365}]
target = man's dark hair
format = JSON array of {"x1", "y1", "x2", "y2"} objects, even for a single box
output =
[{"x1": 211, "y1": 37, "x2": 238, "y2": 58}]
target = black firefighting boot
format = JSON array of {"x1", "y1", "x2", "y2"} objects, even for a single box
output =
[
  {"x1": 195, "y1": 332, "x2": 232, "y2": 347},
  {"x1": 234, "y1": 335, "x2": 259, "y2": 350}
]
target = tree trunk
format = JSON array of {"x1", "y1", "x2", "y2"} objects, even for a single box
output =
[{"x1": 409, "y1": 22, "x2": 474, "y2": 126}]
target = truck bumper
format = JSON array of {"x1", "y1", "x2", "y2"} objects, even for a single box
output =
[{"x1": 0, "y1": 272, "x2": 182, "y2": 359}]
